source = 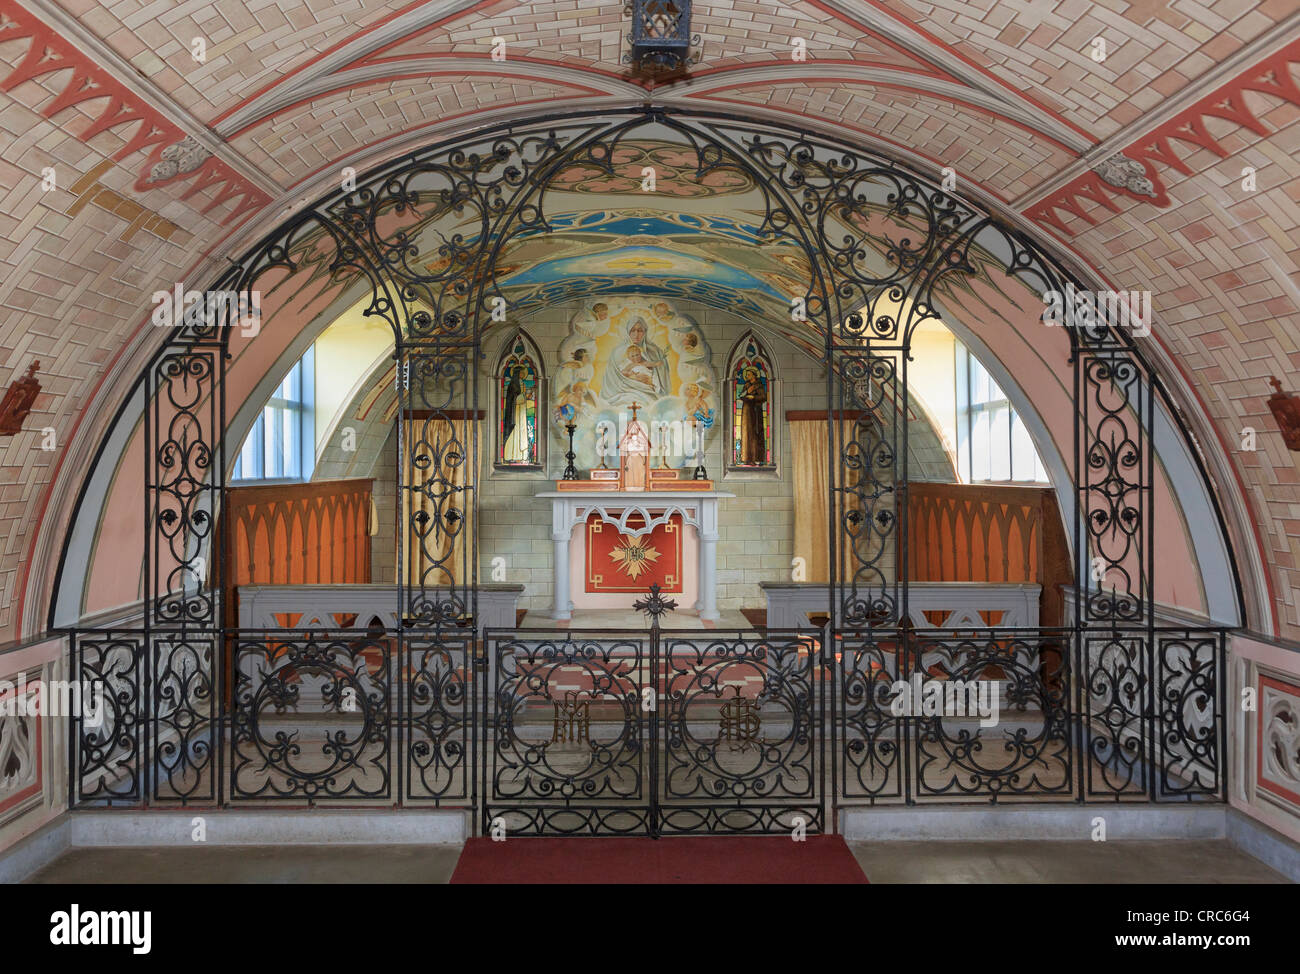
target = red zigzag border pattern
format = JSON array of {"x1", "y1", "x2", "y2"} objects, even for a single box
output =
[
  {"x1": 1023, "y1": 37, "x2": 1300, "y2": 236},
  {"x1": 0, "y1": 0, "x2": 270, "y2": 227}
]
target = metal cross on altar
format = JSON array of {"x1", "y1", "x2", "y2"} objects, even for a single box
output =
[{"x1": 633, "y1": 583, "x2": 678, "y2": 628}]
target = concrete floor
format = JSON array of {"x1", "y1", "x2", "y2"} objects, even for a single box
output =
[
  {"x1": 28, "y1": 844, "x2": 464, "y2": 884},
  {"x1": 847, "y1": 840, "x2": 1290, "y2": 884},
  {"x1": 24, "y1": 839, "x2": 1290, "y2": 883}
]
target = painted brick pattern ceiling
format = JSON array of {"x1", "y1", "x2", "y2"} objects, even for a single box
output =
[{"x1": 0, "y1": 0, "x2": 1298, "y2": 643}]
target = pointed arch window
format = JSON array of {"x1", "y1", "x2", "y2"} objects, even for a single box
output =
[
  {"x1": 496, "y1": 333, "x2": 543, "y2": 468},
  {"x1": 727, "y1": 333, "x2": 776, "y2": 470}
]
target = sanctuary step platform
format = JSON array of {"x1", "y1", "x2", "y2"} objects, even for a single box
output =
[{"x1": 516, "y1": 607, "x2": 750, "y2": 630}]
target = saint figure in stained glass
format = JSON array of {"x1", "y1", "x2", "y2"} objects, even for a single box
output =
[
  {"x1": 730, "y1": 335, "x2": 773, "y2": 468},
  {"x1": 498, "y1": 338, "x2": 540, "y2": 466}
]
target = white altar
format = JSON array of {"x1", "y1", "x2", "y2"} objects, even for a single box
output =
[{"x1": 537, "y1": 490, "x2": 732, "y2": 622}]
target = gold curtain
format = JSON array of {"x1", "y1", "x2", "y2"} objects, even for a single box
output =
[
  {"x1": 790, "y1": 419, "x2": 862, "y2": 583},
  {"x1": 399, "y1": 418, "x2": 481, "y2": 588},
  {"x1": 790, "y1": 420, "x2": 833, "y2": 583}
]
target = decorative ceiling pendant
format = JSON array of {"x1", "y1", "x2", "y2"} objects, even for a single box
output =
[
  {"x1": 624, "y1": 0, "x2": 700, "y2": 80},
  {"x1": 0, "y1": 361, "x2": 40, "y2": 436}
]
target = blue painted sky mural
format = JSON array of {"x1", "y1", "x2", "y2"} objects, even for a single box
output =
[{"x1": 500, "y1": 245, "x2": 786, "y2": 300}]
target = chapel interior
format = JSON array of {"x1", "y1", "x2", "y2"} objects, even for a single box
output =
[{"x1": 0, "y1": 0, "x2": 1298, "y2": 884}]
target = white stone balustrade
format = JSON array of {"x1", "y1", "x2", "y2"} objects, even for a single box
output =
[
  {"x1": 760, "y1": 581, "x2": 1041, "y2": 629},
  {"x1": 237, "y1": 583, "x2": 524, "y2": 633}
]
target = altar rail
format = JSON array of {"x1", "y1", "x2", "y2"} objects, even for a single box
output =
[
  {"x1": 66, "y1": 624, "x2": 1225, "y2": 814},
  {"x1": 837, "y1": 626, "x2": 1226, "y2": 803}
]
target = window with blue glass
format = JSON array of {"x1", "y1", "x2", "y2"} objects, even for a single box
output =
[
  {"x1": 232, "y1": 347, "x2": 315, "y2": 482},
  {"x1": 955, "y1": 345, "x2": 1048, "y2": 484}
]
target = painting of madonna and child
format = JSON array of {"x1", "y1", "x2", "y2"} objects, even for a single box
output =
[{"x1": 551, "y1": 298, "x2": 717, "y2": 474}]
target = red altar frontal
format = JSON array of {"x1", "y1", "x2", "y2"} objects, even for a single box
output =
[
  {"x1": 568, "y1": 506, "x2": 698, "y2": 611},
  {"x1": 585, "y1": 512, "x2": 684, "y2": 594},
  {"x1": 539, "y1": 488, "x2": 729, "y2": 620}
]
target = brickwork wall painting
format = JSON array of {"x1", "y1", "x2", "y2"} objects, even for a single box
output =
[
  {"x1": 0, "y1": 1, "x2": 270, "y2": 226},
  {"x1": 0, "y1": 0, "x2": 1295, "y2": 856},
  {"x1": 1023, "y1": 37, "x2": 1300, "y2": 235}
]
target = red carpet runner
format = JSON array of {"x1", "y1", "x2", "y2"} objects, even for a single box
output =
[{"x1": 450, "y1": 835, "x2": 868, "y2": 884}]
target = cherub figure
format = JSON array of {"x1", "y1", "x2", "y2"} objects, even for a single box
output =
[
  {"x1": 555, "y1": 381, "x2": 596, "y2": 423},
  {"x1": 682, "y1": 381, "x2": 714, "y2": 428}
]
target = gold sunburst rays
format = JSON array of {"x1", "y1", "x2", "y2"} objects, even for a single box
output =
[{"x1": 608, "y1": 533, "x2": 662, "y2": 581}]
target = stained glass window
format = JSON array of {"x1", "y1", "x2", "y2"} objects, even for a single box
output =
[
  {"x1": 497, "y1": 336, "x2": 540, "y2": 467},
  {"x1": 729, "y1": 335, "x2": 774, "y2": 468}
]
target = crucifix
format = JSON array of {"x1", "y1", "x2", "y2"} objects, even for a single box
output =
[{"x1": 619, "y1": 401, "x2": 650, "y2": 491}]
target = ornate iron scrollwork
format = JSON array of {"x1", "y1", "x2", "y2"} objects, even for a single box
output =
[{"x1": 58, "y1": 106, "x2": 1224, "y2": 823}]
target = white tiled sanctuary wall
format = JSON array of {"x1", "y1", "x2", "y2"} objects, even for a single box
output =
[
  {"x1": 460, "y1": 300, "x2": 811, "y2": 611},
  {"x1": 464, "y1": 300, "x2": 824, "y2": 613}
]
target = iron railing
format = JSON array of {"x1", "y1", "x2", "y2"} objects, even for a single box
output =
[{"x1": 68, "y1": 624, "x2": 1226, "y2": 829}]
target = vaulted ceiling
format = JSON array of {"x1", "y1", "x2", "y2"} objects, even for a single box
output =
[{"x1": 2, "y1": 0, "x2": 1299, "y2": 643}]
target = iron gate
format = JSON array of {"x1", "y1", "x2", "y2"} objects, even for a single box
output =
[{"x1": 482, "y1": 625, "x2": 826, "y2": 836}]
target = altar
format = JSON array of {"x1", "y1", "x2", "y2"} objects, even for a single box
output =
[{"x1": 537, "y1": 490, "x2": 732, "y2": 621}]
